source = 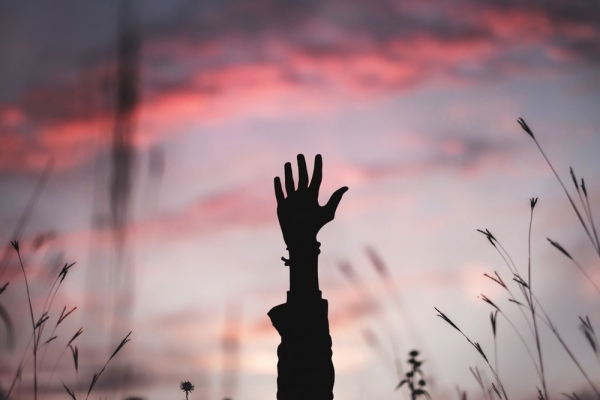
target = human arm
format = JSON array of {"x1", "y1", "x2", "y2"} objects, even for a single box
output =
[
  {"x1": 270, "y1": 154, "x2": 347, "y2": 399},
  {"x1": 273, "y1": 154, "x2": 348, "y2": 294}
]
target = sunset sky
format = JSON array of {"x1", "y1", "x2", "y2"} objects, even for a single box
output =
[{"x1": 1, "y1": 1, "x2": 600, "y2": 399}]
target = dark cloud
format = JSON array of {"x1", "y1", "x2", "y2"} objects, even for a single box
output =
[{"x1": 0, "y1": 0, "x2": 599, "y2": 172}]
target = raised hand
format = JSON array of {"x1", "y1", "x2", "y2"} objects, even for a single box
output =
[{"x1": 274, "y1": 154, "x2": 348, "y2": 249}]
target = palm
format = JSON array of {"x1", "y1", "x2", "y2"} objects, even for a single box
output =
[{"x1": 274, "y1": 154, "x2": 348, "y2": 248}]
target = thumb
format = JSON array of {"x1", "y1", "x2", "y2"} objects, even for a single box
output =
[{"x1": 324, "y1": 186, "x2": 348, "y2": 221}]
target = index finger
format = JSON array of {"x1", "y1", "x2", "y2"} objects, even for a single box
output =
[{"x1": 274, "y1": 177, "x2": 285, "y2": 203}]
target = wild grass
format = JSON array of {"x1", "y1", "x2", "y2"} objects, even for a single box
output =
[
  {"x1": 0, "y1": 241, "x2": 131, "y2": 400},
  {"x1": 435, "y1": 118, "x2": 600, "y2": 400}
]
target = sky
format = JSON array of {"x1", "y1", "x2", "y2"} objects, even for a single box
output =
[{"x1": 1, "y1": 0, "x2": 600, "y2": 399}]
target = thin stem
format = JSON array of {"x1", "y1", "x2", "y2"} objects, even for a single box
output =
[
  {"x1": 576, "y1": 188, "x2": 592, "y2": 229},
  {"x1": 493, "y1": 335, "x2": 498, "y2": 380},
  {"x1": 496, "y1": 241, "x2": 519, "y2": 277},
  {"x1": 498, "y1": 309, "x2": 542, "y2": 381},
  {"x1": 4, "y1": 334, "x2": 34, "y2": 400},
  {"x1": 485, "y1": 357, "x2": 508, "y2": 400},
  {"x1": 503, "y1": 285, "x2": 535, "y2": 337},
  {"x1": 38, "y1": 280, "x2": 65, "y2": 367},
  {"x1": 532, "y1": 137, "x2": 599, "y2": 255},
  {"x1": 570, "y1": 257, "x2": 600, "y2": 295},
  {"x1": 487, "y1": 241, "x2": 535, "y2": 336},
  {"x1": 439, "y1": 311, "x2": 508, "y2": 400},
  {"x1": 485, "y1": 233, "x2": 530, "y2": 308},
  {"x1": 471, "y1": 367, "x2": 491, "y2": 400},
  {"x1": 527, "y1": 207, "x2": 548, "y2": 400},
  {"x1": 584, "y1": 191, "x2": 600, "y2": 253},
  {"x1": 531, "y1": 294, "x2": 600, "y2": 398},
  {"x1": 43, "y1": 344, "x2": 71, "y2": 399},
  {"x1": 16, "y1": 249, "x2": 38, "y2": 400}
]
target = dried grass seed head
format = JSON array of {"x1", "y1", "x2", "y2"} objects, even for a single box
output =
[{"x1": 517, "y1": 118, "x2": 534, "y2": 138}]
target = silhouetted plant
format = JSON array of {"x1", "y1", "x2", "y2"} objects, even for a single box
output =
[
  {"x1": 475, "y1": 202, "x2": 600, "y2": 399},
  {"x1": 435, "y1": 308, "x2": 508, "y2": 399},
  {"x1": 3, "y1": 241, "x2": 80, "y2": 400},
  {"x1": 1, "y1": 240, "x2": 131, "y2": 400},
  {"x1": 396, "y1": 350, "x2": 431, "y2": 400},
  {"x1": 180, "y1": 380, "x2": 195, "y2": 400},
  {"x1": 518, "y1": 118, "x2": 599, "y2": 256},
  {"x1": 436, "y1": 119, "x2": 600, "y2": 400},
  {"x1": 61, "y1": 331, "x2": 132, "y2": 399}
]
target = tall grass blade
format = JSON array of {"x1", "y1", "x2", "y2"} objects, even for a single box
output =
[
  {"x1": 62, "y1": 381, "x2": 77, "y2": 400},
  {"x1": 85, "y1": 331, "x2": 132, "y2": 399},
  {"x1": 518, "y1": 118, "x2": 599, "y2": 255},
  {"x1": 548, "y1": 239, "x2": 600, "y2": 295}
]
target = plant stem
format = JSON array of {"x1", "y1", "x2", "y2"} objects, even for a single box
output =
[
  {"x1": 532, "y1": 137, "x2": 599, "y2": 255},
  {"x1": 527, "y1": 207, "x2": 548, "y2": 400},
  {"x1": 498, "y1": 310, "x2": 542, "y2": 380},
  {"x1": 570, "y1": 257, "x2": 600, "y2": 295},
  {"x1": 584, "y1": 191, "x2": 600, "y2": 254},
  {"x1": 16, "y1": 248, "x2": 38, "y2": 400},
  {"x1": 531, "y1": 295, "x2": 600, "y2": 398}
]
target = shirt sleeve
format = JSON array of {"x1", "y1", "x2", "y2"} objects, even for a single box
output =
[{"x1": 268, "y1": 292, "x2": 335, "y2": 400}]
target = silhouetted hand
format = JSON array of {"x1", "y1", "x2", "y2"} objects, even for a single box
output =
[{"x1": 274, "y1": 154, "x2": 348, "y2": 249}]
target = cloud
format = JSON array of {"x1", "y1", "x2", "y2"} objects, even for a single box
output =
[{"x1": 1, "y1": 0, "x2": 598, "y2": 172}]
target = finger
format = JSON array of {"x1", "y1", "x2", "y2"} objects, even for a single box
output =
[
  {"x1": 274, "y1": 177, "x2": 285, "y2": 203},
  {"x1": 324, "y1": 186, "x2": 348, "y2": 220},
  {"x1": 284, "y1": 162, "x2": 295, "y2": 195},
  {"x1": 309, "y1": 154, "x2": 322, "y2": 192},
  {"x1": 297, "y1": 154, "x2": 308, "y2": 189}
]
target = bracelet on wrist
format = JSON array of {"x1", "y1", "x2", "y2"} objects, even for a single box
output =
[{"x1": 281, "y1": 241, "x2": 321, "y2": 266}]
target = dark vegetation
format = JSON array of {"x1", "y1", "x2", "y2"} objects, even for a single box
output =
[
  {"x1": 396, "y1": 350, "x2": 431, "y2": 400},
  {"x1": 0, "y1": 241, "x2": 131, "y2": 400},
  {"x1": 435, "y1": 119, "x2": 600, "y2": 400}
]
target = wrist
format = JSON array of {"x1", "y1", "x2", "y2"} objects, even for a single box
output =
[
  {"x1": 280, "y1": 241, "x2": 321, "y2": 267},
  {"x1": 287, "y1": 239, "x2": 320, "y2": 253}
]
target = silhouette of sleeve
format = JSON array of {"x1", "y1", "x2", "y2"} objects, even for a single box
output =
[{"x1": 268, "y1": 291, "x2": 334, "y2": 400}]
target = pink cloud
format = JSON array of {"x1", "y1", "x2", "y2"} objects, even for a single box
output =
[
  {"x1": 2, "y1": 1, "x2": 598, "y2": 175},
  {"x1": 482, "y1": 8, "x2": 554, "y2": 40}
]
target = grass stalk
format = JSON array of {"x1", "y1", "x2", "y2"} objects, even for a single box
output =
[
  {"x1": 527, "y1": 200, "x2": 548, "y2": 400},
  {"x1": 530, "y1": 295, "x2": 600, "y2": 398},
  {"x1": 491, "y1": 311, "x2": 499, "y2": 376},
  {"x1": 84, "y1": 331, "x2": 131, "y2": 400},
  {"x1": 470, "y1": 366, "x2": 491, "y2": 400},
  {"x1": 435, "y1": 308, "x2": 509, "y2": 400},
  {"x1": 479, "y1": 233, "x2": 535, "y2": 337},
  {"x1": 481, "y1": 295, "x2": 542, "y2": 381},
  {"x1": 547, "y1": 238, "x2": 600, "y2": 295},
  {"x1": 39, "y1": 263, "x2": 76, "y2": 367},
  {"x1": 582, "y1": 182, "x2": 600, "y2": 251},
  {"x1": 12, "y1": 241, "x2": 38, "y2": 400},
  {"x1": 579, "y1": 316, "x2": 600, "y2": 368},
  {"x1": 44, "y1": 327, "x2": 83, "y2": 398},
  {"x1": 518, "y1": 118, "x2": 599, "y2": 256}
]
